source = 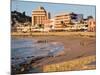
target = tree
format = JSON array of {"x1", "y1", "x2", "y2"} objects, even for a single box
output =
[
  {"x1": 87, "y1": 16, "x2": 93, "y2": 20},
  {"x1": 23, "y1": 11, "x2": 26, "y2": 16}
]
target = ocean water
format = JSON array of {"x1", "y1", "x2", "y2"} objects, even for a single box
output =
[{"x1": 11, "y1": 38, "x2": 64, "y2": 65}]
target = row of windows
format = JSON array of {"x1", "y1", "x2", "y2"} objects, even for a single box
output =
[
  {"x1": 55, "y1": 21, "x2": 70, "y2": 23},
  {"x1": 89, "y1": 21, "x2": 96, "y2": 25},
  {"x1": 55, "y1": 16, "x2": 70, "y2": 20},
  {"x1": 32, "y1": 11, "x2": 46, "y2": 13},
  {"x1": 32, "y1": 16, "x2": 47, "y2": 25}
]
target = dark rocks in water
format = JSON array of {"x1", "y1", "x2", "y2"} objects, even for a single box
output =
[
  {"x1": 27, "y1": 56, "x2": 34, "y2": 58},
  {"x1": 12, "y1": 62, "x2": 31, "y2": 74},
  {"x1": 31, "y1": 57, "x2": 44, "y2": 62},
  {"x1": 11, "y1": 65, "x2": 21, "y2": 74},
  {"x1": 12, "y1": 56, "x2": 34, "y2": 61},
  {"x1": 37, "y1": 40, "x2": 48, "y2": 43},
  {"x1": 16, "y1": 57, "x2": 20, "y2": 60},
  {"x1": 30, "y1": 59, "x2": 36, "y2": 64},
  {"x1": 31, "y1": 56, "x2": 34, "y2": 57},
  {"x1": 11, "y1": 56, "x2": 45, "y2": 74},
  {"x1": 11, "y1": 57, "x2": 15, "y2": 60},
  {"x1": 27, "y1": 56, "x2": 31, "y2": 58},
  {"x1": 30, "y1": 56, "x2": 44, "y2": 64},
  {"x1": 11, "y1": 57, "x2": 20, "y2": 60},
  {"x1": 20, "y1": 63, "x2": 29, "y2": 71}
]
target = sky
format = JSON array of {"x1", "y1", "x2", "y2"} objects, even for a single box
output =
[{"x1": 11, "y1": 0, "x2": 96, "y2": 19}]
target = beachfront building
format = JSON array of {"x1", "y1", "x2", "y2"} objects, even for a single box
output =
[
  {"x1": 87, "y1": 17, "x2": 96, "y2": 32},
  {"x1": 43, "y1": 18, "x2": 55, "y2": 31},
  {"x1": 70, "y1": 13, "x2": 83, "y2": 24},
  {"x1": 54, "y1": 13, "x2": 71, "y2": 29},
  {"x1": 53, "y1": 12, "x2": 87, "y2": 31},
  {"x1": 32, "y1": 6, "x2": 50, "y2": 29},
  {"x1": 69, "y1": 13, "x2": 88, "y2": 31}
]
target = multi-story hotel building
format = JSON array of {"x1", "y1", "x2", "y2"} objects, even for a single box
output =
[
  {"x1": 32, "y1": 6, "x2": 50, "y2": 27},
  {"x1": 54, "y1": 13, "x2": 71, "y2": 28},
  {"x1": 31, "y1": 6, "x2": 95, "y2": 32}
]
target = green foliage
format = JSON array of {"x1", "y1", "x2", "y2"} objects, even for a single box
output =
[{"x1": 11, "y1": 10, "x2": 31, "y2": 26}]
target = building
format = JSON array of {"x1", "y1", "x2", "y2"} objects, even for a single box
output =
[
  {"x1": 32, "y1": 6, "x2": 50, "y2": 28},
  {"x1": 54, "y1": 13, "x2": 71, "y2": 28},
  {"x1": 87, "y1": 18, "x2": 96, "y2": 32},
  {"x1": 49, "y1": 18, "x2": 55, "y2": 29},
  {"x1": 70, "y1": 13, "x2": 83, "y2": 24}
]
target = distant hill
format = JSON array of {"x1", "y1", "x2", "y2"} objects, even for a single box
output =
[{"x1": 11, "y1": 10, "x2": 31, "y2": 26}]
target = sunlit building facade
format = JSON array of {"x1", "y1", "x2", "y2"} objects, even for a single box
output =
[
  {"x1": 87, "y1": 18, "x2": 96, "y2": 32},
  {"x1": 32, "y1": 6, "x2": 50, "y2": 27},
  {"x1": 54, "y1": 13, "x2": 71, "y2": 28}
]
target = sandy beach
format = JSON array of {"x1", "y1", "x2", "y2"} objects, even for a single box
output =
[
  {"x1": 30, "y1": 35, "x2": 96, "y2": 64},
  {"x1": 11, "y1": 32, "x2": 96, "y2": 74}
]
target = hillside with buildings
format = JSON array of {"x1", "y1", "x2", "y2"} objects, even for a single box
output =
[
  {"x1": 11, "y1": 6, "x2": 96, "y2": 32},
  {"x1": 11, "y1": 10, "x2": 31, "y2": 32}
]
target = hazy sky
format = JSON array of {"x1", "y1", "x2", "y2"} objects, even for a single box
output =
[{"x1": 11, "y1": 0, "x2": 96, "y2": 19}]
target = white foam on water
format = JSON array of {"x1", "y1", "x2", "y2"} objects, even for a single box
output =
[{"x1": 11, "y1": 38, "x2": 64, "y2": 65}]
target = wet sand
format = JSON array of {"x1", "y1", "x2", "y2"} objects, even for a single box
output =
[{"x1": 30, "y1": 35, "x2": 96, "y2": 66}]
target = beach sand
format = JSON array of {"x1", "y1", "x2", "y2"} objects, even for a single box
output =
[
  {"x1": 11, "y1": 32, "x2": 96, "y2": 73},
  {"x1": 31, "y1": 35, "x2": 96, "y2": 65}
]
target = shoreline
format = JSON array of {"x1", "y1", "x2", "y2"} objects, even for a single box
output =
[
  {"x1": 11, "y1": 32, "x2": 96, "y2": 37},
  {"x1": 11, "y1": 32, "x2": 96, "y2": 74},
  {"x1": 11, "y1": 55, "x2": 96, "y2": 74}
]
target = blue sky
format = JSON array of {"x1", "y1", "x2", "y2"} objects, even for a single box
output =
[{"x1": 11, "y1": 0, "x2": 96, "y2": 19}]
